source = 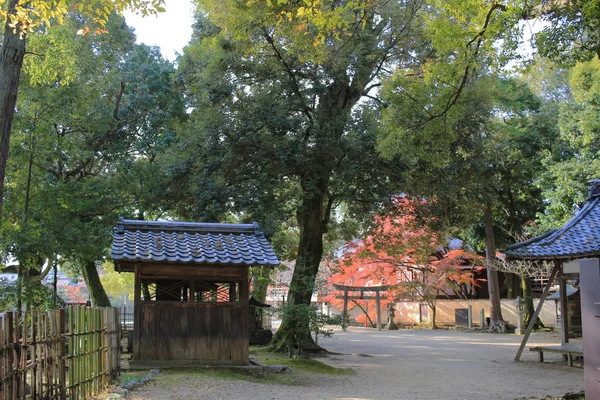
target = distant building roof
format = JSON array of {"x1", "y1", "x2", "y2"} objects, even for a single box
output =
[
  {"x1": 504, "y1": 180, "x2": 600, "y2": 260},
  {"x1": 110, "y1": 217, "x2": 279, "y2": 267}
]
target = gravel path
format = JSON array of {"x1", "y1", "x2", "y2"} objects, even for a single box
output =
[{"x1": 127, "y1": 328, "x2": 583, "y2": 400}]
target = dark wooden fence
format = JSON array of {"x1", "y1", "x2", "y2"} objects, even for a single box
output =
[{"x1": 0, "y1": 306, "x2": 120, "y2": 400}]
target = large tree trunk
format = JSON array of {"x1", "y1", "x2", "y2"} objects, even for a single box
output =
[
  {"x1": 483, "y1": 201, "x2": 506, "y2": 333},
  {"x1": 522, "y1": 274, "x2": 543, "y2": 328},
  {"x1": 81, "y1": 260, "x2": 112, "y2": 307},
  {"x1": 270, "y1": 179, "x2": 326, "y2": 352},
  {"x1": 0, "y1": 0, "x2": 26, "y2": 221}
]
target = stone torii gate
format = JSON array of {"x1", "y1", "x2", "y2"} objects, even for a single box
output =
[{"x1": 332, "y1": 284, "x2": 391, "y2": 331}]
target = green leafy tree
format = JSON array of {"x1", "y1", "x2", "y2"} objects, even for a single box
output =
[
  {"x1": 0, "y1": 277, "x2": 65, "y2": 312},
  {"x1": 1, "y1": 15, "x2": 184, "y2": 308},
  {"x1": 0, "y1": 0, "x2": 165, "y2": 221},
  {"x1": 173, "y1": 0, "x2": 427, "y2": 351},
  {"x1": 535, "y1": 58, "x2": 600, "y2": 228},
  {"x1": 522, "y1": 0, "x2": 600, "y2": 64},
  {"x1": 380, "y1": 75, "x2": 557, "y2": 332}
]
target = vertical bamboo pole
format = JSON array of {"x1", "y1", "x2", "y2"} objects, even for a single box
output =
[
  {"x1": 95, "y1": 308, "x2": 101, "y2": 396},
  {"x1": 13, "y1": 312, "x2": 20, "y2": 400},
  {"x1": 40, "y1": 313, "x2": 51, "y2": 397},
  {"x1": 70, "y1": 306, "x2": 77, "y2": 400},
  {"x1": 82, "y1": 306, "x2": 87, "y2": 399},
  {"x1": 30, "y1": 310, "x2": 37, "y2": 399},
  {"x1": 0, "y1": 313, "x2": 4, "y2": 400},
  {"x1": 48, "y1": 310, "x2": 54, "y2": 399},
  {"x1": 67, "y1": 307, "x2": 73, "y2": 399},
  {"x1": 58, "y1": 309, "x2": 66, "y2": 400},
  {"x1": 36, "y1": 310, "x2": 42, "y2": 398},
  {"x1": 81, "y1": 306, "x2": 86, "y2": 400},
  {"x1": 102, "y1": 308, "x2": 107, "y2": 387},
  {"x1": 51, "y1": 309, "x2": 58, "y2": 398},
  {"x1": 20, "y1": 312, "x2": 26, "y2": 400},
  {"x1": 44, "y1": 312, "x2": 50, "y2": 398}
]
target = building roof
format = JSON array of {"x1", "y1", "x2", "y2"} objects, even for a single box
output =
[
  {"x1": 504, "y1": 180, "x2": 600, "y2": 260},
  {"x1": 110, "y1": 217, "x2": 279, "y2": 267}
]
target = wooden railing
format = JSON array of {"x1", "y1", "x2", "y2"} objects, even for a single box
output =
[{"x1": 0, "y1": 306, "x2": 121, "y2": 400}]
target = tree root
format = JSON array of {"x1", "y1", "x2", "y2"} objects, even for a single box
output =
[{"x1": 488, "y1": 321, "x2": 507, "y2": 334}]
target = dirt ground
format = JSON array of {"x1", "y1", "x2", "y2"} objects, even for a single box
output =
[{"x1": 127, "y1": 328, "x2": 584, "y2": 400}]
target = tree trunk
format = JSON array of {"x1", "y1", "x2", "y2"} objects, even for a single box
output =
[
  {"x1": 0, "y1": 0, "x2": 26, "y2": 221},
  {"x1": 483, "y1": 201, "x2": 506, "y2": 333},
  {"x1": 505, "y1": 273, "x2": 519, "y2": 299},
  {"x1": 522, "y1": 274, "x2": 543, "y2": 328},
  {"x1": 81, "y1": 260, "x2": 112, "y2": 307},
  {"x1": 430, "y1": 297, "x2": 437, "y2": 329},
  {"x1": 270, "y1": 180, "x2": 326, "y2": 352}
]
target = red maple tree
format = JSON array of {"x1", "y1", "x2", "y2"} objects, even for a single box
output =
[{"x1": 327, "y1": 196, "x2": 483, "y2": 328}]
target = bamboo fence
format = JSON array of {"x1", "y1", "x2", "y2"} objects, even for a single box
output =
[{"x1": 0, "y1": 306, "x2": 121, "y2": 400}]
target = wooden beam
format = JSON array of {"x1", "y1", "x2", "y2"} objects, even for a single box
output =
[
  {"x1": 335, "y1": 295, "x2": 379, "y2": 300},
  {"x1": 332, "y1": 283, "x2": 390, "y2": 292},
  {"x1": 515, "y1": 262, "x2": 560, "y2": 361}
]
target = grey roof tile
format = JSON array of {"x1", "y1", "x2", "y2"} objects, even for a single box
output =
[
  {"x1": 504, "y1": 190, "x2": 600, "y2": 260},
  {"x1": 110, "y1": 218, "x2": 279, "y2": 266}
]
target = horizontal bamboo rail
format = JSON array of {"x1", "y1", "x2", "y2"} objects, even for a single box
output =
[{"x1": 0, "y1": 306, "x2": 120, "y2": 400}]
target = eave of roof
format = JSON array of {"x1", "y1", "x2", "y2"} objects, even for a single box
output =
[
  {"x1": 110, "y1": 217, "x2": 279, "y2": 267},
  {"x1": 503, "y1": 193, "x2": 600, "y2": 261}
]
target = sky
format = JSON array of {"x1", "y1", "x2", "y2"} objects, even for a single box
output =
[{"x1": 123, "y1": 0, "x2": 195, "y2": 61}]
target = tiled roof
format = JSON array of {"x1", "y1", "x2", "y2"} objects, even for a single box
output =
[
  {"x1": 110, "y1": 217, "x2": 279, "y2": 266},
  {"x1": 504, "y1": 182, "x2": 600, "y2": 260}
]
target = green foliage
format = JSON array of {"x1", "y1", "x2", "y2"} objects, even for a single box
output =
[
  {"x1": 100, "y1": 261, "x2": 133, "y2": 306},
  {"x1": 380, "y1": 74, "x2": 557, "y2": 247},
  {"x1": 0, "y1": 278, "x2": 65, "y2": 312},
  {"x1": 1, "y1": 0, "x2": 165, "y2": 37},
  {"x1": 1, "y1": 12, "x2": 184, "y2": 304},
  {"x1": 531, "y1": 0, "x2": 600, "y2": 65},
  {"x1": 534, "y1": 58, "x2": 600, "y2": 229}
]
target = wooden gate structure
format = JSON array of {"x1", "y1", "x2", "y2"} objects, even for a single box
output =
[
  {"x1": 110, "y1": 218, "x2": 279, "y2": 366},
  {"x1": 332, "y1": 284, "x2": 390, "y2": 331}
]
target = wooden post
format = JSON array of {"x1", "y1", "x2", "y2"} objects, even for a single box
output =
[
  {"x1": 241, "y1": 268, "x2": 250, "y2": 363},
  {"x1": 514, "y1": 262, "x2": 560, "y2": 361},
  {"x1": 133, "y1": 265, "x2": 141, "y2": 360},
  {"x1": 375, "y1": 291, "x2": 382, "y2": 331},
  {"x1": 559, "y1": 269, "x2": 569, "y2": 345},
  {"x1": 342, "y1": 289, "x2": 348, "y2": 331},
  {"x1": 190, "y1": 279, "x2": 196, "y2": 302}
]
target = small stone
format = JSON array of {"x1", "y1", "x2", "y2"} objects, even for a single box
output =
[{"x1": 122, "y1": 381, "x2": 140, "y2": 390}]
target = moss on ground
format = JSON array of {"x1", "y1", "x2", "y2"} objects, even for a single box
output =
[
  {"x1": 250, "y1": 348, "x2": 352, "y2": 376},
  {"x1": 115, "y1": 349, "x2": 352, "y2": 390},
  {"x1": 117, "y1": 370, "x2": 148, "y2": 384}
]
